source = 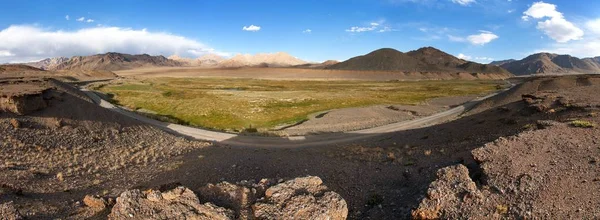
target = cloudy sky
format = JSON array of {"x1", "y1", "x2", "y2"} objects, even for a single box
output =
[{"x1": 0, "y1": 0, "x2": 598, "y2": 63}]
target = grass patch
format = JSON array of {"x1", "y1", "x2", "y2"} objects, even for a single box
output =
[
  {"x1": 98, "y1": 78, "x2": 503, "y2": 131},
  {"x1": 570, "y1": 120, "x2": 596, "y2": 128}
]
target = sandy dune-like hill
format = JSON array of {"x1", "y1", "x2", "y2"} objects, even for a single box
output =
[
  {"x1": 23, "y1": 57, "x2": 70, "y2": 70},
  {"x1": 328, "y1": 47, "x2": 512, "y2": 76},
  {"x1": 53, "y1": 52, "x2": 183, "y2": 71},
  {"x1": 500, "y1": 53, "x2": 600, "y2": 75},
  {"x1": 218, "y1": 52, "x2": 307, "y2": 68},
  {"x1": 168, "y1": 54, "x2": 225, "y2": 67}
]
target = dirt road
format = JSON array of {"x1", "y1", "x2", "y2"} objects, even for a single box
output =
[{"x1": 80, "y1": 86, "x2": 509, "y2": 147}]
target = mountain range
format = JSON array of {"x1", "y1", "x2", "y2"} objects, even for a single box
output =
[
  {"x1": 328, "y1": 47, "x2": 511, "y2": 75},
  {"x1": 168, "y1": 54, "x2": 225, "y2": 67},
  {"x1": 19, "y1": 47, "x2": 600, "y2": 76},
  {"x1": 496, "y1": 53, "x2": 600, "y2": 75},
  {"x1": 218, "y1": 52, "x2": 307, "y2": 68}
]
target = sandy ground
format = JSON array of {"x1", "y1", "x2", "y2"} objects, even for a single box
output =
[
  {"x1": 115, "y1": 66, "x2": 511, "y2": 81},
  {"x1": 282, "y1": 96, "x2": 476, "y2": 135},
  {"x1": 1, "y1": 75, "x2": 599, "y2": 219}
]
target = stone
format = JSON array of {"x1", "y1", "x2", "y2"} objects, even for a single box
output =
[
  {"x1": 252, "y1": 176, "x2": 348, "y2": 220},
  {"x1": 108, "y1": 186, "x2": 234, "y2": 220},
  {"x1": 0, "y1": 202, "x2": 23, "y2": 220},
  {"x1": 83, "y1": 195, "x2": 107, "y2": 210}
]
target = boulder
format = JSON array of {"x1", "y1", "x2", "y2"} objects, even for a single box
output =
[
  {"x1": 0, "y1": 202, "x2": 23, "y2": 220},
  {"x1": 108, "y1": 186, "x2": 234, "y2": 220},
  {"x1": 411, "y1": 165, "x2": 484, "y2": 219},
  {"x1": 252, "y1": 176, "x2": 348, "y2": 220}
]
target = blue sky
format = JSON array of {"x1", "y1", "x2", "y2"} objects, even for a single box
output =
[{"x1": 0, "y1": 0, "x2": 599, "y2": 63}]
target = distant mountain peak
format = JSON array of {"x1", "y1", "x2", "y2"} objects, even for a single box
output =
[
  {"x1": 501, "y1": 52, "x2": 600, "y2": 75},
  {"x1": 328, "y1": 47, "x2": 510, "y2": 76}
]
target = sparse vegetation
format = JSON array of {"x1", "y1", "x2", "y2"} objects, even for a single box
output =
[
  {"x1": 570, "y1": 120, "x2": 596, "y2": 128},
  {"x1": 98, "y1": 78, "x2": 502, "y2": 131}
]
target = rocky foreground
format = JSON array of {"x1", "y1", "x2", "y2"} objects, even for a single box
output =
[
  {"x1": 413, "y1": 77, "x2": 600, "y2": 219},
  {"x1": 1, "y1": 75, "x2": 600, "y2": 219}
]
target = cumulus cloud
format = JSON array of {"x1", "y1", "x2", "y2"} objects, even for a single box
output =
[
  {"x1": 448, "y1": 35, "x2": 466, "y2": 42},
  {"x1": 522, "y1": 1, "x2": 583, "y2": 43},
  {"x1": 535, "y1": 18, "x2": 600, "y2": 58},
  {"x1": 538, "y1": 40, "x2": 600, "y2": 58},
  {"x1": 586, "y1": 19, "x2": 600, "y2": 35},
  {"x1": 0, "y1": 25, "x2": 226, "y2": 63},
  {"x1": 467, "y1": 31, "x2": 499, "y2": 45},
  {"x1": 76, "y1": 17, "x2": 85, "y2": 22},
  {"x1": 303, "y1": 29, "x2": 312, "y2": 34},
  {"x1": 457, "y1": 53, "x2": 471, "y2": 60},
  {"x1": 86, "y1": 19, "x2": 94, "y2": 23},
  {"x1": 65, "y1": 15, "x2": 70, "y2": 20},
  {"x1": 457, "y1": 53, "x2": 494, "y2": 62},
  {"x1": 346, "y1": 21, "x2": 392, "y2": 33},
  {"x1": 0, "y1": 50, "x2": 14, "y2": 57},
  {"x1": 452, "y1": 0, "x2": 476, "y2": 6},
  {"x1": 242, "y1": 25, "x2": 261, "y2": 32},
  {"x1": 346, "y1": 26, "x2": 378, "y2": 33},
  {"x1": 448, "y1": 31, "x2": 498, "y2": 45}
]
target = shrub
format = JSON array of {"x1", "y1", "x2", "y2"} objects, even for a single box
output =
[{"x1": 570, "y1": 120, "x2": 596, "y2": 128}]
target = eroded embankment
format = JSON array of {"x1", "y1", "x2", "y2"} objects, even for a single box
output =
[{"x1": 413, "y1": 75, "x2": 600, "y2": 219}]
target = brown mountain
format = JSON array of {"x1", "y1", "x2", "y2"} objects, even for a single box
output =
[
  {"x1": 53, "y1": 52, "x2": 183, "y2": 71},
  {"x1": 489, "y1": 59, "x2": 516, "y2": 66},
  {"x1": 500, "y1": 53, "x2": 600, "y2": 75},
  {"x1": 328, "y1": 47, "x2": 511, "y2": 76},
  {"x1": 327, "y1": 48, "x2": 430, "y2": 71},
  {"x1": 24, "y1": 57, "x2": 70, "y2": 70},
  {"x1": 0, "y1": 64, "x2": 44, "y2": 74},
  {"x1": 406, "y1": 47, "x2": 466, "y2": 68},
  {"x1": 293, "y1": 60, "x2": 340, "y2": 69}
]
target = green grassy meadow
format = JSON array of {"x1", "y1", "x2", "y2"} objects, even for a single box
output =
[{"x1": 98, "y1": 78, "x2": 503, "y2": 132}]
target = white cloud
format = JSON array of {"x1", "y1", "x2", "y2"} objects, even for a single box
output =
[
  {"x1": 448, "y1": 31, "x2": 498, "y2": 45},
  {"x1": 448, "y1": 35, "x2": 466, "y2": 42},
  {"x1": 457, "y1": 53, "x2": 494, "y2": 62},
  {"x1": 0, "y1": 25, "x2": 227, "y2": 63},
  {"x1": 522, "y1": 2, "x2": 562, "y2": 20},
  {"x1": 86, "y1": 19, "x2": 94, "y2": 23},
  {"x1": 0, "y1": 50, "x2": 14, "y2": 57},
  {"x1": 507, "y1": 9, "x2": 514, "y2": 13},
  {"x1": 346, "y1": 21, "x2": 392, "y2": 33},
  {"x1": 451, "y1": 0, "x2": 476, "y2": 6},
  {"x1": 76, "y1": 17, "x2": 85, "y2": 22},
  {"x1": 378, "y1": 27, "x2": 393, "y2": 33},
  {"x1": 467, "y1": 30, "x2": 499, "y2": 45},
  {"x1": 536, "y1": 41, "x2": 600, "y2": 58},
  {"x1": 242, "y1": 25, "x2": 261, "y2": 32},
  {"x1": 65, "y1": 15, "x2": 70, "y2": 20},
  {"x1": 586, "y1": 19, "x2": 600, "y2": 35},
  {"x1": 457, "y1": 53, "x2": 471, "y2": 60},
  {"x1": 522, "y1": 1, "x2": 583, "y2": 43},
  {"x1": 302, "y1": 29, "x2": 312, "y2": 34},
  {"x1": 536, "y1": 18, "x2": 600, "y2": 58},
  {"x1": 346, "y1": 26, "x2": 378, "y2": 33}
]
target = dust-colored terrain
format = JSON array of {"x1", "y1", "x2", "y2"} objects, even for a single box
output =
[
  {"x1": 282, "y1": 96, "x2": 475, "y2": 135},
  {"x1": 1, "y1": 74, "x2": 600, "y2": 219},
  {"x1": 115, "y1": 66, "x2": 512, "y2": 81}
]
